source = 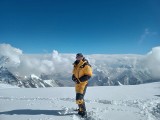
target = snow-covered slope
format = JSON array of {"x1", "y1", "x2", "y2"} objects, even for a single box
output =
[
  {"x1": 0, "y1": 66, "x2": 20, "y2": 86},
  {"x1": 0, "y1": 67, "x2": 56, "y2": 88},
  {"x1": 0, "y1": 82, "x2": 159, "y2": 120},
  {"x1": 0, "y1": 83, "x2": 19, "y2": 88},
  {"x1": 43, "y1": 80, "x2": 60, "y2": 87}
]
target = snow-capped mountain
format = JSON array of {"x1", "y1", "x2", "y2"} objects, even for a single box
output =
[
  {"x1": 89, "y1": 65, "x2": 153, "y2": 86},
  {"x1": 0, "y1": 66, "x2": 20, "y2": 86},
  {"x1": 0, "y1": 67, "x2": 58, "y2": 88},
  {"x1": 0, "y1": 44, "x2": 160, "y2": 88},
  {"x1": 19, "y1": 74, "x2": 52, "y2": 88},
  {"x1": 0, "y1": 54, "x2": 159, "y2": 88},
  {"x1": 0, "y1": 56, "x2": 61, "y2": 88}
]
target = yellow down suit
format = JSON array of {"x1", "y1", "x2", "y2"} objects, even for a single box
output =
[{"x1": 72, "y1": 59, "x2": 92, "y2": 112}]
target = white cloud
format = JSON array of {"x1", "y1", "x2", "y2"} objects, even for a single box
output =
[
  {"x1": 138, "y1": 28, "x2": 158, "y2": 45},
  {"x1": 12, "y1": 52, "x2": 74, "y2": 76},
  {"x1": 0, "y1": 43, "x2": 22, "y2": 67},
  {"x1": 52, "y1": 50, "x2": 62, "y2": 62},
  {"x1": 0, "y1": 43, "x2": 160, "y2": 80},
  {"x1": 0, "y1": 44, "x2": 98, "y2": 77},
  {"x1": 144, "y1": 46, "x2": 160, "y2": 78},
  {"x1": 0, "y1": 44, "x2": 74, "y2": 76}
]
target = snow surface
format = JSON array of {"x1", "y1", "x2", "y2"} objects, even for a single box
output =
[
  {"x1": 0, "y1": 83, "x2": 19, "y2": 88},
  {"x1": 0, "y1": 82, "x2": 160, "y2": 120}
]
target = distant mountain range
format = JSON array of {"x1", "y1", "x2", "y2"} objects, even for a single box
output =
[{"x1": 0, "y1": 53, "x2": 159, "y2": 88}]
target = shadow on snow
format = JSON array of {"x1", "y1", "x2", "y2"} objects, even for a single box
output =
[
  {"x1": 155, "y1": 95, "x2": 160, "y2": 97},
  {"x1": 0, "y1": 109, "x2": 74, "y2": 116}
]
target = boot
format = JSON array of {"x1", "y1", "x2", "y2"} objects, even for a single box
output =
[
  {"x1": 78, "y1": 111, "x2": 87, "y2": 118},
  {"x1": 78, "y1": 103, "x2": 87, "y2": 118}
]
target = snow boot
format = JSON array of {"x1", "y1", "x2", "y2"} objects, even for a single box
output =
[
  {"x1": 78, "y1": 103, "x2": 87, "y2": 118},
  {"x1": 78, "y1": 111, "x2": 87, "y2": 118}
]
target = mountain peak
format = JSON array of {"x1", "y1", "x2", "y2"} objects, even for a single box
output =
[{"x1": 30, "y1": 74, "x2": 40, "y2": 80}]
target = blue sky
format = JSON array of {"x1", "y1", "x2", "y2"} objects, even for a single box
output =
[{"x1": 0, "y1": 0, "x2": 160, "y2": 54}]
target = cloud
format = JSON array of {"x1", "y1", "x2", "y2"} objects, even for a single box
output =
[
  {"x1": 0, "y1": 43, "x2": 74, "y2": 76},
  {"x1": 144, "y1": 46, "x2": 160, "y2": 78},
  {"x1": 12, "y1": 50, "x2": 74, "y2": 76},
  {"x1": 138, "y1": 28, "x2": 158, "y2": 45},
  {"x1": 0, "y1": 43, "x2": 22, "y2": 67},
  {"x1": 0, "y1": 43, "x2": 160, "y2": 80}
]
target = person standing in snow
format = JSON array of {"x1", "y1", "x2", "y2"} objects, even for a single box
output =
[{"x1": 72, "y1": 53, "x2": 92, "y2": 117}]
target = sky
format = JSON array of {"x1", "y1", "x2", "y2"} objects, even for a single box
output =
[{"x1": 0, "y1": 0, "x2": 160, "y2": 54}]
